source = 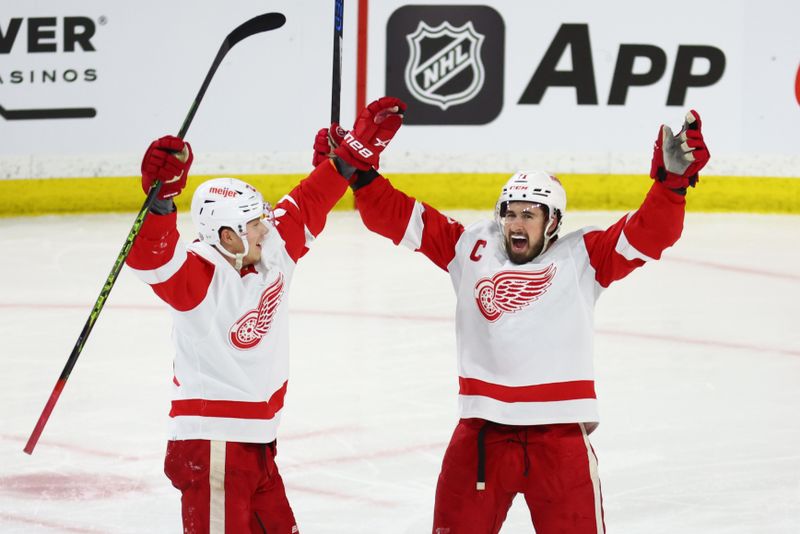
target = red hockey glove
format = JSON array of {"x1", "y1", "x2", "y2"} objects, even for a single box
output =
[
  {"x1": 141, "y1": 135, "x2": 193, "y2": 199},
  {"x1": 311, "y1": 123, "x2": 346, "y2": 167},
  {"x1": 650, "y1": 110, "x2": 710, "y2": 191},
  {"x1": 334, "y1": 96, "x2": 406, "y2": 170}
]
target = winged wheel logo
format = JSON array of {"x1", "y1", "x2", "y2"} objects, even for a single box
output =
[
  {"x1": 229, "y1": 273, "x2": 285, "y2": 349},
  {"x1": 474, "y1": 265, "x2": 556, "y2": 322}
]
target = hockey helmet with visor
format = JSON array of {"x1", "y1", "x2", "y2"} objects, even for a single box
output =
[
  {"x1": 190, "y1": 177, "x2": 273, "y2": 269},
  {"x1": 495, "y1": 171, "x2": 567, "y2": 255}
]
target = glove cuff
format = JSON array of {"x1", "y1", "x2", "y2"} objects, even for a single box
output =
[
  {"x1": 651, "y1": 165, "x2": 668, "y2": 182},
  {"x1": 350, "y1": 169, "x2": 379, "y2": 191},
  {"x1": 651, "y1": 165, "x2": 701, "y2": 191},
  {"x1": 333, "y1": 156, "x2": 358, "y2": 180},
  {"x1": 150, "y1": 197, "x2": 176, "y2": 215}
]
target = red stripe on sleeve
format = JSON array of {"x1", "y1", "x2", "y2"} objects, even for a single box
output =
[
  {"x1": 274, "y1": 161, "x2": 349, "y2": 262},
  {"x1": 459, "y1": 377, "x2": 596, "y2": 403},
  {"x1": 150, "y1": 251, "x2": 215, "y2": 312},
  {"x1": 619, "y1": 181, "x2": 685, "y2": 259},
  {"x1": 417, "y1": 202, "x2": 464, "y2": 271},
  {"x1": 354, "y1": 175, "x2": 415, "y2": 245},
  {"x1": 355, "y1": 176, "x2": 464, "y2": 271},
  {"x1": 583, "y1": 220, "x2": 645, "y2": 288},
  {"x1": 584, "y1": 181, "x2": 685, "y2": 288},
  {"x1": 126, "y1": 211, "x2": 180, "y2": 271},
  {"x1": 169, "y1": 381, "x2": 288, "y2": 420},
  {"x1": 127, "y1": 211, "x2": 215, "y2": 311}
]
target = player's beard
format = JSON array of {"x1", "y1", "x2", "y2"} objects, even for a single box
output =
[{"x1": 504, "y1": 232, "x2": 545, "y2": 264}]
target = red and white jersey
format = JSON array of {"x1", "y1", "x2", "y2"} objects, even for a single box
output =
[
  {"x1": 355, "y1": 176, "x2": 685, "y2": 429},
  {"x1": 126, "y1": 162, "x2": 347, "y2": 443}
]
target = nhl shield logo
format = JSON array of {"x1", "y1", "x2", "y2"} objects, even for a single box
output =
[{"x1": 404, "y1": 21, "x2": 486, "y2": 110}]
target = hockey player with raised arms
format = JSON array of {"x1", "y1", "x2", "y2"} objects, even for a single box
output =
[
  {"x1": 126, "y1": 96, "x2": 404, "y2": 533},
  {"x1": 314, "y1": 108, "x2": 710, "y2": 532}
]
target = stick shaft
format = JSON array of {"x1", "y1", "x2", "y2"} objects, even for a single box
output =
[
  {"x1": 331, "y1": 0, "x2": 344, "y2": 124},
  {"x1": 23, "y1": 183, "x2": 161, "y2": 454}
]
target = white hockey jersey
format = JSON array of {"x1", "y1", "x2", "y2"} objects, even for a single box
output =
[
  {"x1": 354, "y1": 176, "x2": 685, "y2": 429},
  {"x1": 126, "y1": 162, "x2": 347, "y2": 443}
]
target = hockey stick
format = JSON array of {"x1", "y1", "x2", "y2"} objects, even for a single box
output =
[
  {"x1": 23, "y1": 12, "x2": 287, "y2": 455},
  {"x1": 330, "y1": 0, "x2": 344, "y2": 123}
]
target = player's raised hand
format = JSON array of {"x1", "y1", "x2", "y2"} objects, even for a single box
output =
[
  {"x1": 649, "y1": 110, "x2": 710, "y2": 191},
  {"x1": 141, "y1": 135, "x2": 193, "y2": 199},
  {"x1": 334, "y1": 96, "x2": 406, "y2": 170},
  {"x1": 311, "y1": 123, "x2": 346, "y2": 167}
]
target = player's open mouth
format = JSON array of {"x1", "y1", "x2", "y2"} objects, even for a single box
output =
[{"x1": 510, "y1": 234, "x2": 527, "y2": 252}]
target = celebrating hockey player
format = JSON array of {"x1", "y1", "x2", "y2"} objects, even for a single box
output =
[
  {"x1": 126, "y1": 96, "x2": 404, "y2": 533},
  {"x1": 314, "y1": 107, "x2": 710, "y2": 533}
]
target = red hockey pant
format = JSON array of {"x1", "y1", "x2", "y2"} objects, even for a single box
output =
[
  {"x1": 164, "y1": 439, "x2": 298, "y2": 534},
  {"x1": 432, "y1": 419, "x2": 605, "y2": 534}
]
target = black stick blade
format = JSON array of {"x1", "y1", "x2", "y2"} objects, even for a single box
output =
[
  {"x1": 227, "y1": 13, "x2": 286, "y2": 48},
  {"x1": 178, "y1": 12, "x2": 287, "y2": 139}
]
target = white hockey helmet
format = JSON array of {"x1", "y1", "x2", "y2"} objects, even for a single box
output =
[
  {"x1": 190, "y1": 177, "x2": 271, "y2": 268},
  {"x1": 495, "y1": 171, "x2": 567, "y2": 249}
]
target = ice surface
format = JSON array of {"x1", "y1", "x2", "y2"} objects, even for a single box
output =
[{"x1": 1, "y1": 210, "x2": 799, "y2": 533}]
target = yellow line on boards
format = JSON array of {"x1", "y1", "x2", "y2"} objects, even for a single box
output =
[{"x1": 0, "y1": 174, "x2": 798, "y2": 217}]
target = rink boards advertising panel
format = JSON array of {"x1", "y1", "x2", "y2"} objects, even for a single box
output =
[{"x1": 0, "y1": 0, "x2": 797, "y2": 180}]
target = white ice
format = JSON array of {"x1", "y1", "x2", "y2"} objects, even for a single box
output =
[{"x1": 1, "y1": 209, "x2": 799, "y2": 533}]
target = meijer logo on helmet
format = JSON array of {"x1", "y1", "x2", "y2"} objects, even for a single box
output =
[{"x1": 208, "y1": 187, "x2": 237, "y2": 198}]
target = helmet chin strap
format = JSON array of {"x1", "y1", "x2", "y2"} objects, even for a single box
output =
[
  {"x1": 539, "y1": 213, "x2": 561, "y2": 256},
  {"x1": 215, "y1": 233, "x2": 250, "y2": 271}
]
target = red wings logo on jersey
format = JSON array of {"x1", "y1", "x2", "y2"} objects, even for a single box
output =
[
  {"x1": 474, "y1": 265, "x2": 557, "y2": 322},
  {"x1": 229, "y1": 273, "x2": 285, "y2": 349}
]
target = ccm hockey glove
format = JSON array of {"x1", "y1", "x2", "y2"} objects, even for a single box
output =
[
  {"x1": 141, "y1": 135, "x2": 193, "y2": 199},
  {"x1": 650, "y1": 110, "x2": 710, "y2": 193},
  {"x1": 334, "y1": 96, "x2": 406, "y2": 170}
]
